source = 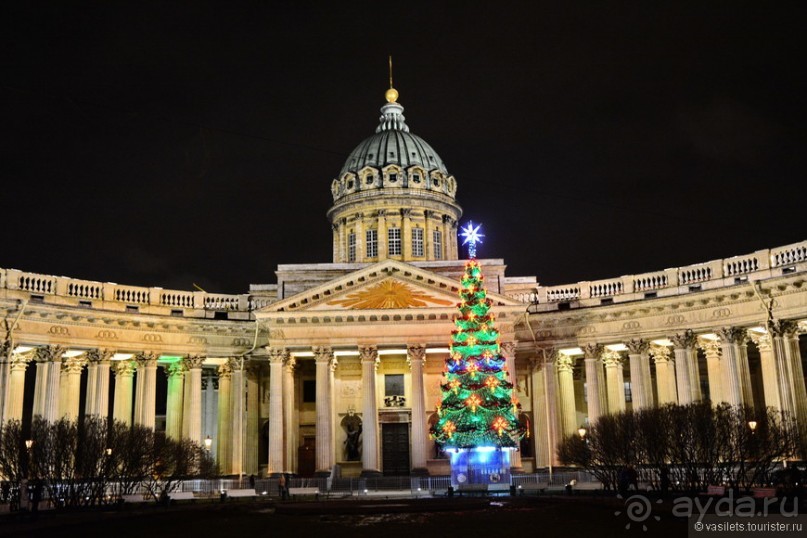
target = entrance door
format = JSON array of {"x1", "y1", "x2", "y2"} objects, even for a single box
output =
[
  {"x1": 297, "y1": 436, "x2": 315, "y2": 477},
  {"x1": 381, "y1": 423, "x2": 410, "y2": 476}
]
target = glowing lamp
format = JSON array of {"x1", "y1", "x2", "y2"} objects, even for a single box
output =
[
  {"x1": 578, "y1": 427, "x2": 587, "y2": 439},
  {"x1": 748, "y1": 421, "x2": 758, "y2": 432},
  {"x1": 205, "y1": 435, "x2": 213, "y2": 450}
]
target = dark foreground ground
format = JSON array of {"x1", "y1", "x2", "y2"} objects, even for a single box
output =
[{"x1": 0, "y1": 496, "x2": 692, "y2": 538}]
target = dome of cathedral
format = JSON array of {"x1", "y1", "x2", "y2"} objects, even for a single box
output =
[
  {"x1": 339, "y1": 102, "x2": 449, "y2": 177},
  {"x1": 330, "y1": 94, "x2": 457, "y2": 202}
]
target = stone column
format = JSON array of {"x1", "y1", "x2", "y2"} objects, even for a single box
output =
[
  {"x1": 441, "y1": 215, "x2": 451, "y2": 260},
  {"x1": 555, "y1": 353, "x2": 578, "y2": 435},
  {"x1": 377, "y1": 209, "x2": 388, "y2": 259},
  {"x1": 134, "y1": 352, "x2": 158, "y2": 428},
  {"x1": 738, "y1": 335, "x2": 755, "y2": 408},
  {"x1": 217, "y1": 362, "x2": 233, "y2": 474},
  {"x1": 202, "y1": 373, "x2": 218, "y2": 459},
  {"x1": 112, "y1": 360, "x2": 136, "y2": 425},
  {"x1": 230, "y1": 358, "x2": 245, "y2": 477},
  {"x1": 283, "y1": 356, "x2": 297, "y2": 473},
  {"x1": 625, "y1": 339, "x2": 649, "y2": 409},
  {"x1": 85, "y1": 354, "x2": 98, "y2": 416},
  {"x1": 603, "y1": 350, "x2": 626, "y2": 413},
  {"x1": 85, "y1": 348, "x2": 114, "y2": 418},
  {"x1": 402, "y1": 208, "x2": 413, "y2": 259},
  {"x1": 784, "y1": 323, "x2": 807, "y2": 445},
  {"x1": 33, "y1": 349, "x2": 51, "y2": 418},
  {"x1": 63, "y1": 357, "x2": 87, "y2": 421},
  {"x1": 699, "y1": 339, "x2": 724, "y2": 405},
  {"x1": 359, "y1": 345, "x2": 379, "y2": 472},
  {"x1": 500, "y1": 342, "x2": 522, "y2": 469},
  {"x1": 750, "y1": 332, "x2": 780, "y2": 411},
  {"x1": 768, "y1": 321, "x2": 798, "y2": 420},
  {"x1": 339, "y1": 217, "x2": 347, "y2": 262},
  {"x1": 5, "y1": 354, "x2": 32, "y2": 421},
  {"x1": 245, "y1": 363, "x2": 260, "y2": 475},
  {"x1": 33, "y1": 346, "x2": 64, "y2": 419},
  {"x1": 267, "y1": 347, "x2": 286, "y2": 475},
  {"x1": 165, "y1": 362, "x2": 186, "y2": 439},
  {"x1": 331, "y1": 223, "x2": 339, "y2": 262},
  {"x1": 583, "y1": 344, "x2": 604, "y2": 423},
  {"x1": 531, "y1": 350, "x2": 560, "y2": 467},
  {"x1": 651, "y1": 345, "x2": 676, "y2": 405},
  {"x1": 44, "y1": 347, "x2": 64, "y2": 421},
  {"x1": 313, "y1": 346, "x2": 334, "y2": 472},
  {"x1": 424, "y1": 211, "x2": 433, "y2": 261},
  {"x1": 184, "y1": 355, "x2": 205, "y2": 444},
  {"x1": 354, "y1": 213, "x2": 365, "y2": 261},
  {"x1": 94, "y1": 350, "x2": 113, "y2": 419},
  {"x1": 408, "y1": 345, "x2": 429, "y2": 472},
  {"x1": 716, "y1": 327, "x2": 745, "y2": 407},
  {"x1": 671, "y1": 330, "x2": 697, "y2": 405}
]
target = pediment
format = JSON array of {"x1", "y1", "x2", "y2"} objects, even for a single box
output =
[{"x1": 258, "y1": 260, "x2": 523, "y2": 314}]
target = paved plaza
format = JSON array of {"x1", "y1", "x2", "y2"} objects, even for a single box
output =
[{"x1": 0, "y1": 496, "x2": 691, "y2": 538}]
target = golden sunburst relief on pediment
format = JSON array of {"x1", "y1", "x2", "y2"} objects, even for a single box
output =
[{"x1": 327, "y1": 279, "x2": 455, "y2": 309}]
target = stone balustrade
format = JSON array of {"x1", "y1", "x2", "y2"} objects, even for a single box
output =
[
  {"x1": 1, "y1": 268, "x2": 253, "y2": 319},
  {"x1": 524, "y1": 240, "x2": 807, "y2": 307}
]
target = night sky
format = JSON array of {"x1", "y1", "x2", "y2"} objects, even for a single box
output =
[{"x1": 3, "y1": 2, "x2": 805, "y2": 294}]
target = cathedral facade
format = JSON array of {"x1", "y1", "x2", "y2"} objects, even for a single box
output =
[{"x1": 2, "y1": 88, "x2": 806, "y2": 477}]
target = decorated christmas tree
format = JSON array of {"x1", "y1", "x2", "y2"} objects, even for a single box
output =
[{"x1": 430, "y1": 223, "x2": 525, "y2": 486}]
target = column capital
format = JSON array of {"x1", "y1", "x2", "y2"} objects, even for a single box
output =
[
  {"x1": 769, "y1": 319, "x2": 799, "y2": 338},
  {"x1": 602, "y1": 349, "x2": 623, "y2": 367},
  {"x1": 582, "y1": 343, "x2": 603, "y2": 360},
  {"x1": 352, "y1": 212, "x2": 364, "y2": 222},
  {"x1": 86, "y1": 348, "x2": 115, "y2": 364},
  {"x1": 313, "y1": 346, "x2": 334, "y2": 362},
  {"x1": 283, "y1": 355, "x2": 297, "y2": 371},
  {"x1": 625, "y1": 338, "x2": 649, "y2": 355},
  {"x1": 400, "y1": 208, "x2": 412, "y2": 218},
  {"x1": 671, "y1": 329, "x2": 698, "y2": 350},
  {"x1": 406, "y1": 344, "x2": 426, "y2": 363},
  {"x1": 716, "y1": 327, "x2": 747, "y2": 344},
  {"x1": 698, "y1": 337, "x2": 721, "y2": 357},
  {"x1": 183, "y1": 355, "x2": 205, "y2": 369},
  {"x1": 266, "y1": 347, "x2": 289, "y2": 364},
  {"x1": 63, "y1": 356, "x2": 87, "y2": 375},
  {"x1": 165, "y1": 362, "x2": 186, "y2": 378},
  {"x1": 358, "y1": 345, "x2": 378, "y2": 363},
  {"x1": 34, "y1": 344, "x2": 66, "y2": 363},
  {"x1": 9, "y1": 354, "x2": 32, "y2": 372},
  {"x1": 113, "y1": 360, "x2": 136, "y2": 377},
  {"x1": 218, "y1": 362, "x2": 233, "y2": 379},
  {"x1": 376, "y1": 209, "x2": 387, "y2": 218},
  {"x1": 500, "y1": 341, "x2": 516, "y2": 358},
  {"x1": 749, "y1": 331, "x2": 772, "y2": 352},
  {"x1": 649, "y1": 344, "x2": 672, "y2": 363},
  {"x1": 135, "y1": 351, "x2": 158, "y2": 367},
  {"x1": 556, "y1": 354, "x2": 575, "y2": 373}
]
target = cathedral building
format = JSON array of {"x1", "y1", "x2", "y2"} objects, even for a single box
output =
[{"x1": 2, "y1": 87, "x2": 806, "y2": 477}]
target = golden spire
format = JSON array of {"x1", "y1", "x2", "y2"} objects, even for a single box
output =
[{"x1": 385, "y1": 55, "x2": 399, "y2": 103}]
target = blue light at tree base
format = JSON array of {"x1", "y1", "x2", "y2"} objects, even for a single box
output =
[{"x1": 448, "y1": 447, "x2": 512, "y2": 487}]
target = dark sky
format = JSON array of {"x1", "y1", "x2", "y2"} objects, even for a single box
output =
[{"x1": 2, "y1": 2, "x2": 805, "y2": 293}]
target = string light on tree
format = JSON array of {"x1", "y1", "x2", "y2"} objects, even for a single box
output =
[{"x1": 429, "y1": 255, "x2": 526, "y2": 487}]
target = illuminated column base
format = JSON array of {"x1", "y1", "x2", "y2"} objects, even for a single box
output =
[{"x1": 448, "y1": 447, "x2": 512, "y2": 488}]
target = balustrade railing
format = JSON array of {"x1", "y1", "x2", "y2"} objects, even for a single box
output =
[{"x1": 2, "y1": 240, "x2": 804, "y2": 312}]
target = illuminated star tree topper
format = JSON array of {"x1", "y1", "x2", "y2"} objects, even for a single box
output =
[{"x1": 460, "y1": 221, "x2": 484, "y2": 259}]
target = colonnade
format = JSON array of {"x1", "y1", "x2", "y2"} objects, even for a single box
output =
[{"x1": 530, "y1": 322, "x2": 807, "y2": 467}]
